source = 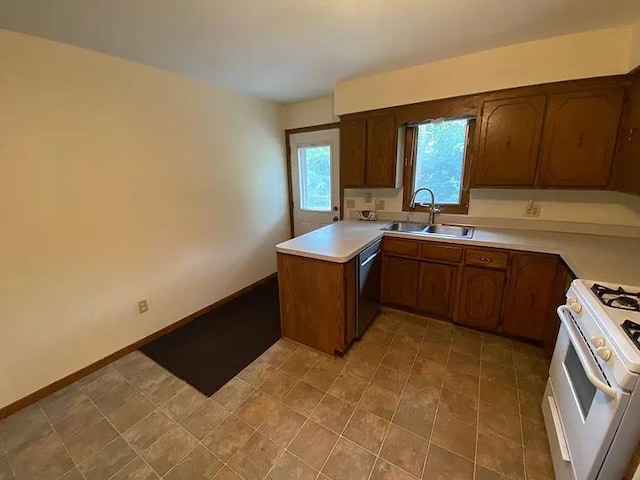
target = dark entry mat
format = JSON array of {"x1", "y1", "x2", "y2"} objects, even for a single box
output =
[{"x1": 140, "y1": 277, "x2": 281, "y2": 396}]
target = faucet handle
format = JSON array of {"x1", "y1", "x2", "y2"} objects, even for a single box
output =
[{"x1": 431, "y1": 204, "x2": 441, "y2": 213}]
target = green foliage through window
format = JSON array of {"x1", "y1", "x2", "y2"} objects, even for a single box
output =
[
  {"x1": 413, "y1": 119, "x2": 468, "y2": 205},
  {"x1": 298, "y1": 145, "x2": 331, "y2": 211}
]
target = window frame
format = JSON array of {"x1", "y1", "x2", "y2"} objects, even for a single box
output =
[
  {"x1": 296, "y1": 142, "x2": 333, "y2": 213},
  {"x1": 401, "y1": 117, "x2": 476, "y2": 215}
]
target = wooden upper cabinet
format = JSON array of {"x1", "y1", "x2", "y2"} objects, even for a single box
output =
[
  {"x1": 416, "y1": 261, "x2": 457, "y2": 319},
  {"x1": 611, "y1": 72, "x2": 640, "y2": 196},
  {"x1": 457, "y1": 267, "x2": 505, "y2": 331},
  {"x1": 474, "y1": 96, "x2": 546, "y2": 186},
  {"x1": 340, "y1": 118, "x2": 366, "y2": 187},
  {"x1": 501, "y1": 253, "x2": 558, "y2": 341},
  {"x1": 366, "y1": 114, "x2": 399, "y2": 187},
  {"x1": 340, "y1": 113, "x2": 403, "y2": 188},
  {"x1": 537, "y1": 89, "x2": 624, "y2": 188}
]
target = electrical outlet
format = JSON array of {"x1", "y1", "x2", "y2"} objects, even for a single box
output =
[
  {"x1": 374, "y1": 199, "x2": 386, "y2": 211},
  {"x1": 364, "y1": 193, "x2": 372, "y2": 204},
  {"x1": 525, "y1": 201, "x2": 541, "y2": 217},
  {"x1": 346, "y1": 199, "x2": 356, "y2": 209},
  {"x1": 137, "y1": 299, "x2": 149, "y2": 313}
]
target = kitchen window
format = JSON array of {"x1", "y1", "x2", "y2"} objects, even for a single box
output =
[{"x1": 403, "y1": 117, "x2": 475, "y2": 214}]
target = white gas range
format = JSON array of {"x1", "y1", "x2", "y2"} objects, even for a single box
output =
[{"x1": 544, "y1": 279, "x2": 640, "y2": 480}]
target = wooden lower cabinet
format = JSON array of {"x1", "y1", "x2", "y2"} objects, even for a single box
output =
[
  {"x1": 379, "y1": 238, "x2": 570, "y2": 344},
  {"x1": 277, "y1": 253, "x2": 355, "y2": 355},
  {"x1": 416, "y1": 261, "x2": 457, "y2": 319},
  {"x1": 501, "y1": 253, "x2": 558, "y2": 341},
  {"x1": 457, "y1": 267, "x2": 505, "y2": 330},
  {"x1": 382, "y1": 255, "x2": 419, "y2": 309}
]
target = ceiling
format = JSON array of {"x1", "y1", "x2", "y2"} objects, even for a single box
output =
[{"x1": 1, "y1": 1, "x2": 639, "y2": 103}]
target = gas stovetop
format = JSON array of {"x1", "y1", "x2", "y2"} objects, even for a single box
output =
[
  {"x1": 591, "y1": 283, "x2": 640, "y2": 312},
  {"x1": 574, "y1": 280, "x2": 640, "y2": 372}
]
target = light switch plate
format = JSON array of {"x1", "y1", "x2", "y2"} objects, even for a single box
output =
[{"x1": 364, "y1": 193, "x2": 372, "y2": 203}]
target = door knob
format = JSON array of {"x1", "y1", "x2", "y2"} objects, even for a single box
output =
[
  {"x1": 333, "y1": 206, "x2": 338, "y2": 211},
  {"x1": 333, "y1": 216, "x2": 339, "y2": 221}
]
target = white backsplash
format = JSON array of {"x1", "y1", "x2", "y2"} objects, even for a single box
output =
[{"x1": 344, "y1": 188, "x2": 640, "y2": 238}]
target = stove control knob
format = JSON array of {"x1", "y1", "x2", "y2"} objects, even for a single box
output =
[
  {"x1": 570, "y1": 302, "x2": 583, "y2": 314},
  {"x1": 567, "y1": 296, "x2": 578, "y2": 305},
  {"x1": 596, "y1": 347, "x2": 612, "y2": 361},
  {"x1": 591, "y1": 336, "x2": 605, "y2": 348}
]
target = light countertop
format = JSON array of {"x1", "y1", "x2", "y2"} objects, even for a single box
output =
[{"x1": 276, "y1": 221, "x2": 640, "y2": 285}]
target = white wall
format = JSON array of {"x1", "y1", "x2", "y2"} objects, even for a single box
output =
[
  {"x1": 0, "y1": 30, "x2": 290, "y2": 409},
  {"x1": 631, "y1": 21, "x2": 640, "y2": 70},
  {"x1": 335, "y1": 26, "x2": 633, "y2": 114},
  {"x1": 344, "y1": 188, "x2": 640, "y2": 227},
  {"x1": 282, "y1": 96, "x2": 337, "y2": 130}
]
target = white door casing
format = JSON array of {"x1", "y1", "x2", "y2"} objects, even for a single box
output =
[{"x1": 289, "y1": 129, "x2": 340, "y2": 237}]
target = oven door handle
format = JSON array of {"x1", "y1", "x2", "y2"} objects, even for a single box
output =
[{"x1": 557, "y1": 306, "x2": 618, "y2": 399}]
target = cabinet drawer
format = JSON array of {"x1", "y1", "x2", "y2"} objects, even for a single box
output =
[
  {"x1": 420, "y1": 243, "x2": 463, "y2": 263},
  {"x1": 384, "y1": 238, "x2": 419, "y2": 258},
  {"x1": 465, "y1": 248, "x2": 508, "y2": 269}
]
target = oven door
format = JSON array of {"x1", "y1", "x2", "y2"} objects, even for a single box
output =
[{"x1": 547, "y1": 306, "x2": 630, "y2": 480}]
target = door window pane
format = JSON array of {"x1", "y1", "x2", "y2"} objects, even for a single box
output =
[
  {"x1": 412, "y1": 119, "x2": 469, "y2": 204},
  {"x1": 298, "y1": 144, "x2": 331, "y2": 211},
  {"x1": 565, "y1": 343, "x2": 597, "y2": 419}
]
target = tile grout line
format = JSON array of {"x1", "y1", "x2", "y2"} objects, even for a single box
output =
[
  {"x1": 310, "y1": 323, "x2": 401, "y2": 480},
  {"x1": 515, "y1": 350, "x2": 529, "y2": 480},
  {"x1": 35, "y1": 402, "x2": 89, "y2": 480},
  {"x1": 473, "y1": 338, "x2": 484, "y2": 480},
  {"x1": 418, "y1": 324, "x2": 455, "y2": 479},
  {"x1": 260, "y1": 351, "x2": 345, "y2": 480},
  {"x1": 64, "y1": 358, "x2": 214, "y2": 480},
  {"x1": 310, "y1": 313, "x2": 440, "y2": 480},
  {"x1": 365, "y1": 319, "x2": 426, "y2": 480}
]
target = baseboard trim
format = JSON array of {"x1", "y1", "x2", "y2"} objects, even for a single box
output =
[{"x1": 0, "y1": 272, "x2": 278, "y2": 420}]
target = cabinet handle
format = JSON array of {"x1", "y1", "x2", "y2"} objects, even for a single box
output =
[
  {"x1": 479, "y1": 256, "x2": 493, "y2": 262},
  {"x1": 578, "y1": 133, "x2": 584, "y2": 148},
  {"x1": 530, "y1": 294, "x2": 536, "y2": 306},
  {"x1": 506, "y1": 135, "x2": 511, "y2": 151}
]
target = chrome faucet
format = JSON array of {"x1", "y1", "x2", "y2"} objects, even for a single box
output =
[{"x1": 409, "y1": 187, "x2": 441, "y2": 224}]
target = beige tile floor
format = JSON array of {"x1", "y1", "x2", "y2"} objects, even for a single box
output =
[{"x1": 0, "y1": 308, "x2": 554, "y2": 480}]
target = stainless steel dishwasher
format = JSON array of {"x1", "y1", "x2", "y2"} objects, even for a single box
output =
[{"x1": 357, "y1": 239, "x2": 382, "y2": 338}]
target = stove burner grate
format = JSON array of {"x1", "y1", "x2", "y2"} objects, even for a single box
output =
[
  {"x1": 591, "y1": 284, "x2": 640, "y2": 312},
  {"x1": 622, "y1": 320, "x2": 640, "y2": 351}
]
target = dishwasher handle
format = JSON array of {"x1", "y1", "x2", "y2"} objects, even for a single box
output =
[{"x1": 360, "y1": 251, "x2": 379, "y2": 267}]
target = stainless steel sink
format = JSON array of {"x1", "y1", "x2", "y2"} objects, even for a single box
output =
[
  {"x1": 381, "y1": 222, "x2": 474, "y2": 238},
  {"x1": 423, "y1": 224, "x2": 474, "y2": 238},
  {"x1": 380, "y1": 221, "x2": 430, "y2": 233}
]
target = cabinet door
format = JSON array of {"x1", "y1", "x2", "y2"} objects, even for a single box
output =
[
  {"x1": 366, "y1": 114, "x2": 398, "y2": 187},
  {"x1": 474, "y1": 96, "x2": 546, "y2": 186},
  {"x1": 612, "y1": 72, "x2": 640, "y2": 195},
  {"x1": 382, "y1": 255, "x2": 419, "y2": 309},
  {"x1": 340, "y1": 118, "x2": 366, "y2": 187},
  {"x1": 416, "y1": 261, "x2": 457, "y2": 319},
  {"x1": 458, "y1": 267, "x2": 505, "y2": 330},
  {"x1": 537, "y1": 89, "x2": 623, "y2": 187},
  {"x1": 502, "y1": 253, "x2": 558, "y2": 341}
]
